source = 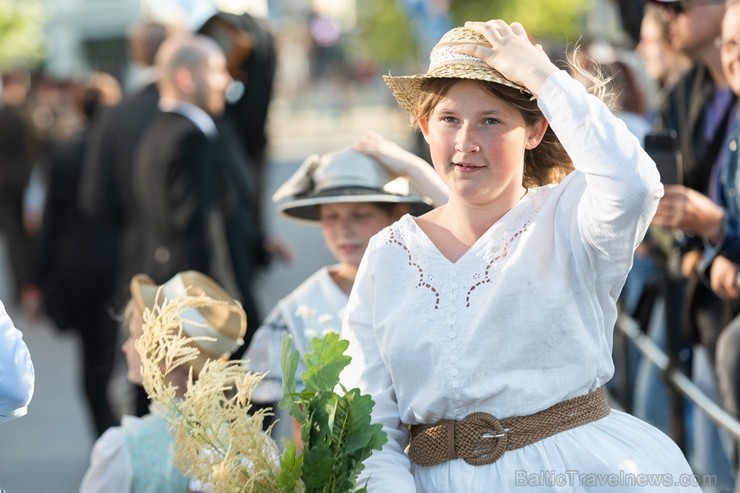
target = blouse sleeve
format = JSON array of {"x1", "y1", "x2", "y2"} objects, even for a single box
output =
[
  {"x1": 537, "y1": 71, "x2": 664, "y2": 278},
  {"x1": 78, "y1": 427, "x2": 133, "y2": 493},
  {"x1": 0, "y1": 301, "x2": 34, "y2": 423},
  {"x1": 340, "y1": 240, "x2": 417, "y2": 492}
]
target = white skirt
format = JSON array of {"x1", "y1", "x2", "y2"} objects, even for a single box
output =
[{"x1": 410, "y1": 410, "x2": 703, "y2": 492}]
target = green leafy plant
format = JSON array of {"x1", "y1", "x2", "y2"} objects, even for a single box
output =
[{"x1": 280, "y1": 332, "x2": 387, "y2": 493}]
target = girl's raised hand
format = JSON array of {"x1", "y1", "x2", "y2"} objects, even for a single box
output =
[{"x1": 456, "y1": 20, "x2": 559, "y2": 98}]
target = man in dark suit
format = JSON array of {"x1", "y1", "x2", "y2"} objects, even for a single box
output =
[
  {"x1": 131, "y1": 33, "x2": 269, "y2": 358},
  {"x1": 79, "y1": 21, "x2": 170, "y2": 303},
  {"x1": 77, "y1": 21, "x2": 172, "y2": 419}
]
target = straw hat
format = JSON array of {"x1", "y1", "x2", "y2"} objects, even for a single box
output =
[
  {"x1": 384, "y1": 26, "x2": 531, "y2": 116},
  {"x1": 272, "y1": 149, "x2": 434, "y2": 222},
  {"x1": 130, "y1": 271, "x2": 246, "y2": 361}
]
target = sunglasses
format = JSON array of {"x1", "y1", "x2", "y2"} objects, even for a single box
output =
[{"x1": 659, "y1": 0, "x2": 722, "y2": 14}]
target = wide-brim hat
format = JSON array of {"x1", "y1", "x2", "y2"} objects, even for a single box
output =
[
  {"x1": 272, "y1": 149, "x2": 434, "y2": 222},
  {"x1": 130, "y1": 271, "x2": 246, "y2": 359},
  {"x1": 384, "y1": 26, "x2": 531, "y2": 116}
]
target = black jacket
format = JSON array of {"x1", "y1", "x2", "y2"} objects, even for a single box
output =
[
  {"x1": 131, "y1": 110, "x2": 264, "y2": 352},
  {"x1": 79, "y1": 82, "x2": 160, "y2": 297}
]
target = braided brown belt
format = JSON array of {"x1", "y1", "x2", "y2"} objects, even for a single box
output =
[{"x1": 407, "y1": 388, "x2": 611, "y2": 467}]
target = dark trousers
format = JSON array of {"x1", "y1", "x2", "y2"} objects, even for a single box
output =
[
  {"x1": 73, "y1": 301, "x2": 119, "y2": 436},
  {"x1": 51, "y1": 286, "x2": 120, "y2": 436},
  {"x1": 0, "y1": 197, "x2": 34, "y2": 300}
]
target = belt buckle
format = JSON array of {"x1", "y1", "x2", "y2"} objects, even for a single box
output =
[{"x1": 457, "y1": 412, "x2": 508, "y2": 466}]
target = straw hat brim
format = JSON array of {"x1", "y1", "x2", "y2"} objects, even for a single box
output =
[
  {"x1": 384, "y1": 67, "x2": 530, "y2": 117},
  {"x1": 278, "y1": 186, "x2": 434, "y2": 223},
  {"x1": 383, "y1": 25, "x2": 532, "y2": 116}
]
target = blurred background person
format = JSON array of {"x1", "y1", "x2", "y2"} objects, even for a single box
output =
[
  {"x1": 649, "y1": 0, "x2": 738, "y2": 490},
  {"x1": 652, "y1": 1, "x2": 740, "y2": 490},
  {"x1": 636, "y1": 3, "x2": 691, "y2": 122},
  {"x1": 0, "y1": 69, "x2": 36, "y2": 308},
  {"x1": 32, "y1": 72, "x2": 123, "y2": 438},
  {"x1": 78, "y1": 20, "x2": 172, "y2": 419},
  {"x1": 626, "y1": 0, "x2": 690, "y2": 444},
  {"x1": 80, "y1": 20, "x2": 173, "y2": 305},
  {"x1": 131, "y1": 33, "x2": 288, "y2": 366},
  {"x1": 197, "y1": 10, "x2": 277, "y2": 221}
]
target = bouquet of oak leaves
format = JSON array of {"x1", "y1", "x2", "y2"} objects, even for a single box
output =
[{"x1": 136, "y1": 295, "x2": 387, "y2": 493}]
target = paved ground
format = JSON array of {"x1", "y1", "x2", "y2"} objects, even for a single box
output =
[{"x1": 0, "y1": 100, "x2": 412, "y2": 493}]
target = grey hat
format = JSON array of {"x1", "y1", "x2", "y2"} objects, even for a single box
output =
[{"x1": 272, "y1": 149, "x2": 434, "y2": 222}]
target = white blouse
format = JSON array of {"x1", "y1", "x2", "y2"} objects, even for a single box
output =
[
  {"x1": 340, "y1": 72, "x2": 699, "y2": 491},
  {"x1": 244, "y1": 266, "x2": 348, "y2": 403}
]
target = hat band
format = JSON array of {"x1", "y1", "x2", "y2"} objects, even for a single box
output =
[
  {"x1": 428, "y1": 45, "x2": 487, "y2": 72},
  {"x1": 162, "y1": 276, "x2": 242, "y2": 356}
]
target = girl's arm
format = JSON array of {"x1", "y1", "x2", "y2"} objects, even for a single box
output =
[{"x1": 353, "y1": 131, "x2": 449, "y2": 207}]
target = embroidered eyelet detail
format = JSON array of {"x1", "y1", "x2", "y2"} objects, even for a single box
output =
[
  {"x1": 388, "y1": 229, "x2": 440, "y2": 309},
  {"x1": 464, "y1": 219, "x2": 533, "y2": 308}
]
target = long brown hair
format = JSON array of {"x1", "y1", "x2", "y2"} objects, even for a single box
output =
[{"x1": 413, "y1": 78, "x2": 573, "y2": 188}]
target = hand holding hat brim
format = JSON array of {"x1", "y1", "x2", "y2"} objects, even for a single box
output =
[
  {"x1": 458, "y1": 20, "x2": 559, "y2": 99},
  {"x1": 382, "y1": 25, "x2": 531, "y2": 116}
]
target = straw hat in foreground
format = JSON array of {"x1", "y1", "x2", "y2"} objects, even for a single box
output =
[{"x1": 383, "y1": 26, "x2": 532, "y2": 116}]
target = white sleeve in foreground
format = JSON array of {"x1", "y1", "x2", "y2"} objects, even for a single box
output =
[
  {"x1": 0, "y1": 301, "x2": 34, "y2": 423},
  {"x1": 340, "y1": 242, "x2": 416, "y2": 492},
  {"x1": 538, "y1": 70, "x2": 663, "y2": 267}
]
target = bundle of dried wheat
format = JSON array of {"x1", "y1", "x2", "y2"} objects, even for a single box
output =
[{"x1": 136, "y1": 295, "x2": 303, "y2": 493}]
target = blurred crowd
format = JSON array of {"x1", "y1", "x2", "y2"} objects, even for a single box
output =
[{"x1": 0, "y1": 0, "x2": 740, "y2": 492}]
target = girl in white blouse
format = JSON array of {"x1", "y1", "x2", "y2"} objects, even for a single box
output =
[{"x1": 339, "y1": 20, "x2": 702, "y2": 492}]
